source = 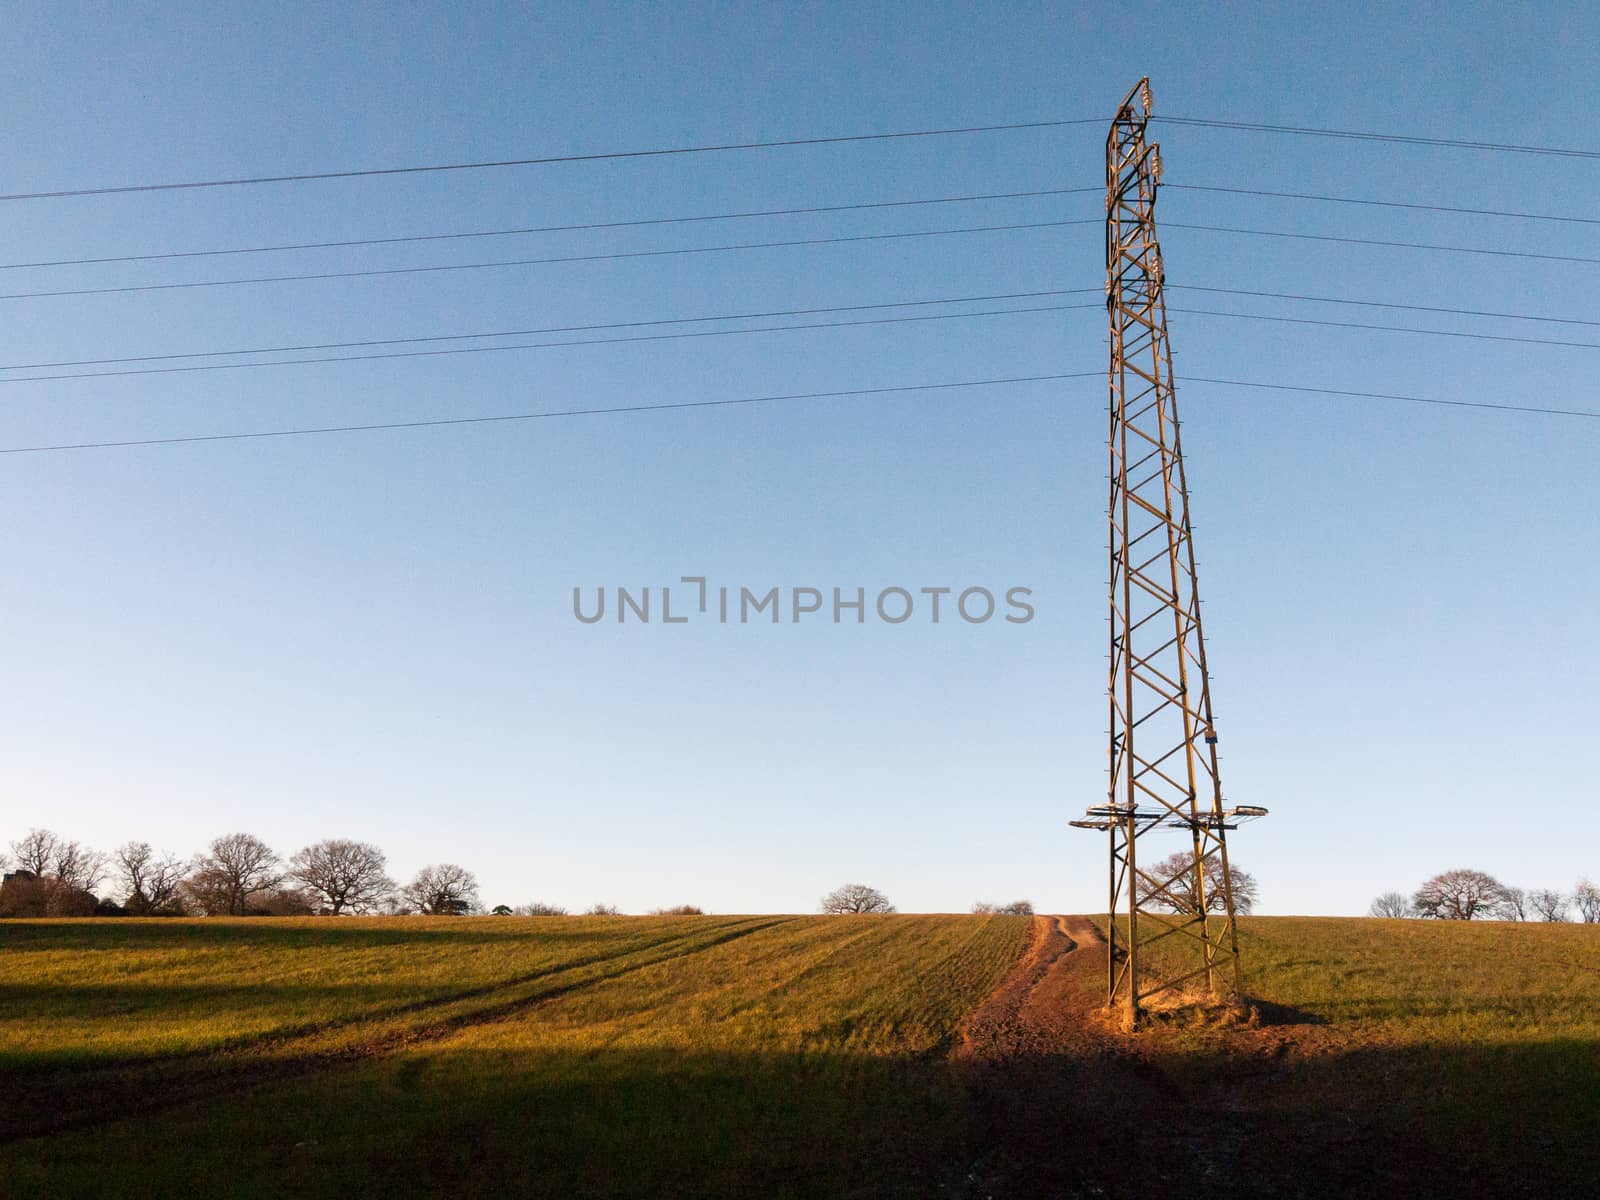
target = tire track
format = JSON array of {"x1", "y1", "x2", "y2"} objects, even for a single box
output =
[{"x1": 0, "y1": 916, "x2": 793, "y2": 1146}]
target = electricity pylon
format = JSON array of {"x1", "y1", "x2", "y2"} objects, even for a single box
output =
[{"x1": 1070, "y1": 79, "x2": 1265, "y2": 1027}]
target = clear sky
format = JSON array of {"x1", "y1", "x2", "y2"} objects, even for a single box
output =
[{"x1": 1, "y1": 2, "x2": 1595, "y2": 916}]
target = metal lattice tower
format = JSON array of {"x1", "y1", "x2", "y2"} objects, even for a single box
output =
[{"x1": 1071, "y1": 80, "x2": 1265, "y2": 1026}]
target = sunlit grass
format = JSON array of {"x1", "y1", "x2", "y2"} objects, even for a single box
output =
[{"x1": 0, "y1": 913, "x2": 1031, "y2": 1199}]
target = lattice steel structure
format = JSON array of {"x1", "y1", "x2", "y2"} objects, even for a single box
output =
[{"x1": 1071, "y1": 80, "x2": 1265, "y2": 1026}]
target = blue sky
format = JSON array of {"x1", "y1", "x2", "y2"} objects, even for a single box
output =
[{"x1": 0, "y1": 2, "x2": 1595, "y2": 916}]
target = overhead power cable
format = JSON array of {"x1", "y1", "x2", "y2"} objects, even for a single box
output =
[
  {"x1": 1183, "y1": 375, "x2": 1600, "y2": 419},
  {"x1": 0, "y1": 289, "x2": 1098, "y2": 372},
  {"x1": 3, "y1": 370, "x2": 1593, "y2": 458},
  {"x1": 0, "y1": 187, "x2": 1100, "y2": 271},
  {"x1": 0, "y1": 119, "x2": 1106, "y2": 204},
  {"x1": 1172, "y1": 285, "x2": 1600, "y2": 329},
  {"x1": 11, "y1": 283, "x2": 1594, "y2": 379},
  {"x1": 1170, "y1": 306, "x2": 1600, "y2": 352},
  {"x1": 1166, "y1": 221, "x2": 1600, "y2": 266},
  {"x1": 0, "y1": 220, "x2": 1094, "y2": 302},
  {"x1": 0, "y1": 374, "x2": 1093, "y2": 454},
  {"x1": 1159, "y1": 115, "x2": 1600, "y2": 161},
  {"x1": 1168, "y1": 183, "x2": 1600, "y2": 227},
  {"x1": 7, "y1": 111, "x2": 1593, "y2": 206},
  {"x1": 0, "y1": 302, "x2": 1096, "y2": 385}
]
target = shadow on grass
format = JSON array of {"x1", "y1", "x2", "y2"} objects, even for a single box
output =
[
  {"x1": 0, "y1": 918, "x2": 795, "y2": 1131},
  {"x1": 3, "y1": 1034, "x2": 1597, "y2": 1199}
]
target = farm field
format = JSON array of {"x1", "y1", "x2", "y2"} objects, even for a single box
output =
[{"x1": 2, "y1": 913, "x2": 1598, "y2": 1198}]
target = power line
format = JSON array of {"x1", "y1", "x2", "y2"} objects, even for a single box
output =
[
  {"x1": 0, "y1": 374, "x2": 1093, "y2": 455},
  {"x1": 1159, "y1": 115, "x2": 1600, "y2": 161},
  {"x1": 0, "y1": 302, "x2": 1096, "y2": 385},
  {"x1": 1166, "y1": 221, "x2": 1600, "y2": 266},
  {"x1": 0, "y1": 188, "x2": 1100, "y2": 271},
  {"x1": 1172, "y1": 285, "x2": 1600, "y2": 329},
  {"x1": 3, "y1": 369, "x2": 1593, "y2": 457},
  {"x1": 8, "y1": 110, "x2": 1594, "y2": 207},
  {"x1": 10, "y1": 296, "x2": 1595, "y2": 388},
  {"x1": 10, "y1": 178, "x2": 1592, "y2": 278},
  {"x1": 0, "y1": 289, "x2": 1098, "y2": 372},
  {"x1": 12, "y1": 282, "x2": 1593, "y2": 377},
  {"x1": 8, "y1": 214, "x2": 1588, "y2": 307},
  {"x1": 1168, "y1": 183, "x2": 1600, "y2": 227},
  {"x1": 0, "y1": 220, "x2": 1094, "y2": 302},
  {"x1": 1184, "y1": 375, "x2": 1600, "y2": 419},
  {"x1": 0, "y1": 119, "x2": 1107, "y2": 204},
  {"x1": 1170, "y1": 306, "x2": 1600, "y2": 352}
]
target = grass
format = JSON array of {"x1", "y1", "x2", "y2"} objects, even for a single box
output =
[
  {"x1": 2, "y1": 913, "x2": 1598, "y2": 1197},
  {"x1": 1110, "y1": 915, "x2": 1600, "y2": 1195},
  {"x1": 0, "y1": 913, "x2": 1030, "y2": 1198}
]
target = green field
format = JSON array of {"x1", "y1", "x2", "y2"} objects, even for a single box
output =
[{"x1": 2, "y1": 914, "x2": 1597, "y2": 1198}]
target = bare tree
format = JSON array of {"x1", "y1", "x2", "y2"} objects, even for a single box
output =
[
  {"x1": 1135, "y1": 851, "x2": 1258, "y2": 915},
  {"x1": 584, "y1": 903, "x2": 622, "y2": 916},
  {"x1": 192, "y1": 833, "x2": 282, "y2": 916},
  {"x1": 820, "y1": 884, "x2": 895, "y2": 914},
  {"x1": 252, "y1": 886, "x2": 318, "y2": 915},
  {"x1": 179, "y1": 867, "x2": 236, "y2": 916},
  {"x1": 647, "y1": 904, "x2": 705, "y2": 915},
  {"x1": 973, "y1": 900, "x2": 1034, "y2": 915},
  {"x1": 1530, "y1": 889, "x2": 1569, "y2": 922},
  {"x1": 9, "y1": 828, "x2": 60, "y2": 877},
  {"x1": 51, "y1": 840, "x2": 107, "y2": 895},
  {"x1": 288, "y1": 839, "x2": 394, "y2": 915},
  {"x1": 1412, "y1": 869, "x2": 1505, "y2": 920},
  {"x1": 116, "y1": 842, "x2": 189, "y2": 915},
  {"x1": 1368, "y1": 892, "x2": 1413, "y2": 918},
  {"x1": 402, "y1": 864, "x2": 479, "y2": 915},
  {"x1": 515, "y1": 902, "x2": 568, "y2": 916},
  {"x1": 1575, "y1": 879, "x2": 1600, "y2": 924},
  {"x1": 1497, "y1": 886, "x2": 1530, "y2": 921}
]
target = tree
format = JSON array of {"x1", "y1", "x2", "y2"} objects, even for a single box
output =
[
  {"x1": 973, "y1": 900, "x2": 1034, "y2": 915},
  {"x1": 2, "y1": 829, "x2": 105, "y2": 915},
  {"x1": 820, "y1": 884, "x2": 895, "y2": 914},
  {"x1": 1530, "y1": 889, "x2": 1569, "y2": 922},
  {"x1": 51, "y1": 840, "x2": 107, "y2": 895},
  {"x1": 1497, "y1": 886, "x2": 1530, "y2": 922},
  {"x1": 9, "y1": 828, "x2": 59, "y2": 878},
  {"x1": 251, "y1": 886, "x2": 318, "y2": 916},
  {"x1": 0, "y1": 874, "x2": 96, "y2": 917},
  {"x1": 1412, "y1": 869, "x2": 1505, "y2": 920},
  {"x1": 1368, "y1": 892, "x2": 1413, "y2": 918},
  {"x1": 648, "y1": 904, "x2": 705, "y2": 915},
  {"x1": 1135, "y1": 851, "x2": 1258, "y2": 915},
  {"x1": 584, "y1": 903, "x2": 622, "y2": 916},
  {"x1": 514, "y1": 902, "x2": 567, "y2": 916},
  {"x1": 1575, "y1": 880, "x2": 1600, "y2": 924},
  {"x1": 179, "y1": 867, "x2": 235, "y2": 916},
  {"x1": 402, "y1": 864, "x2": 479, "y2": 915},
  {"x1": 116, "y1": 842, "x2": 189, "y2": 915},
  {"x1": 191, "y1": 833, "x2": 282, "y2": 916},
  {"x1": 288, "y1": 839, "x2": 394, "y2": 915}
]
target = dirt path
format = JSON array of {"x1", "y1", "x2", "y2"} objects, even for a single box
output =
[
  {"x1": 953, "y1": 916, "x2": 1491, "y2": 1200},
  {"x1": 956, "y1": 915, "x2": 1180, "y2": 1198}
]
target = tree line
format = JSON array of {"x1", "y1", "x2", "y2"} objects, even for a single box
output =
[
  {"x1": 1369, "y1": 868, "x2": 1600, "y2": 922},
  {"x1": 1, "y1": 828, "x2": 487, "y2": 918}
]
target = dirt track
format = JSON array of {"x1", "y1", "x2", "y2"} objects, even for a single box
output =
[
  {"x1": 956, "y1": 915, "x2": 1176, "y2": 1198},
  {"x1": 952, "y1": 915, "x2": 1499, "y2": 1200}
]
